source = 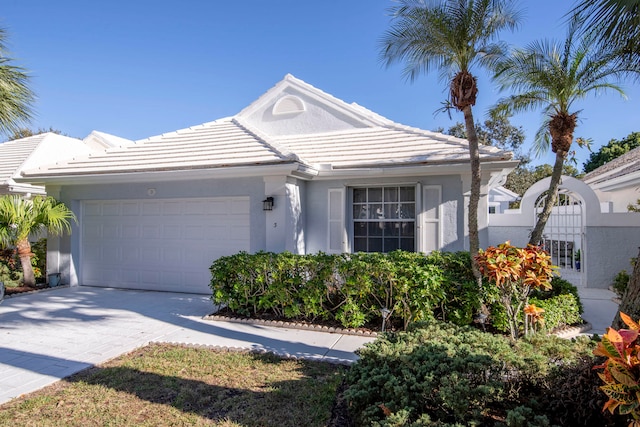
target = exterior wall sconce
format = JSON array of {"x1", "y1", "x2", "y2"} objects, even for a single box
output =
[{"x1": 262, "y1": 196, "x2": 274, "y2": 211}]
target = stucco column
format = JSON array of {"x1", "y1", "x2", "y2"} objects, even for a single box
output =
[
  {"x1": 263, "y1": 176, "x2": 304, "y2": 254},
  {"x1": 45, "y1": 185, "x2": 62, "y2": 284},
  {"x1": 461, "y1": 175, "x2": 471, "y2": 251},
  {"x1": 461, "y1": 173, "x2": 491, "y2": 250}
]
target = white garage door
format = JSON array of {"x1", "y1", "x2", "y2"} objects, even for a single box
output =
[{"x1": 81, "y1": 197, "x2": 250, "y2": 294}]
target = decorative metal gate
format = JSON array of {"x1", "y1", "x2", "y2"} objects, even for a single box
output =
[{"x1": 536, "y1": 189, "x2": 584, "y2": 275}]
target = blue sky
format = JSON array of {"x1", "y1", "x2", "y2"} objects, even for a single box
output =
[{"x1": 1, "y1": 1, "x2": 638, "y2": 170}]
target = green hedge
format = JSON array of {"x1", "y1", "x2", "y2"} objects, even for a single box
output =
[
  {"x1": 209, "y1": 251, "x2": 584, "y2": 332},
  {"x1": 210, "y1": 251, "x2": 481, "y2": 329}
]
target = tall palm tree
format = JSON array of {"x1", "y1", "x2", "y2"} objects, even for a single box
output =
[
  {"x1": 571, "y1": 1, "x2": 640, "y2": 332},
  {"x1": 572, "y1": 0, "x2": 640, "y2": 68},
  {"x1": 492, "y1": 15, "x2": 633, "y2": 246},
  {"x1": 0, "y1": 195, "x2": 76, "y2": 287},
  {"x1": 0, "y1": 27, "x2": 35, "y2": 137},
  {"x1": 379, "y1": 0, "x2": 520, "y2": 284}
]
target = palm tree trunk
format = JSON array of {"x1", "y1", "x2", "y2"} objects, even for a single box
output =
[
  {"x1": 529, "y1": 151, "x2": 566, "y2": 246},
  {"x1": 463, "y1": 105, "x2": 483, "y2": 287},
  {"x1": 16, "y1": 238, "x2": 35, "y2": 287},
  {"x1": 612, "y1": 246, "x2": 640, "y2": 329}
]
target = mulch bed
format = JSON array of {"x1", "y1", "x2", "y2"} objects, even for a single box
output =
[
  {"x1": 208, "y1": 306, "x2": 403, "y2": 336},
  {"x1": 4, "y1": 284, "x2": 50, "y2": 296}
]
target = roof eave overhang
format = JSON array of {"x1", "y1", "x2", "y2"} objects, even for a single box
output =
[
  {"x1": 312, "y1": 159, "x2": 519, "y2": 180},
  {"x1": 17, "y1": 162, "x2": 318, "y2": 186},
  {"x1": 587, "y1": 170, "x2": 640, "y2": 192}
]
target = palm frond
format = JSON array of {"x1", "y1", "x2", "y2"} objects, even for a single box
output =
[
  {"x1": 0, "y1": 28, "x2": 35, "y2": 136},
  {"x1": 380, "y1": 0, "x2": 522, "y2": 82}
]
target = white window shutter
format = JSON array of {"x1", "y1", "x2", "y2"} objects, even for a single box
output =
[
  {"x1": 328, "y1": 188, "x2": 345, "y2": 253},
  {"x1": 423, "y1": 185, "x2": 441, "y2": 253}
]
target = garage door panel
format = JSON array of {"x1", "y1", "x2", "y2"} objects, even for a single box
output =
[
  {"x1": 102, "y1": 202, "x2": 121, "y2": 216},
  {"x1": 81, "y1": 197, "x2": 250, "y2": 294}
]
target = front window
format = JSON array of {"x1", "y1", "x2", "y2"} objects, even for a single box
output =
[{"x1": 352, "y1": 186, "x2": 415, "y2": 252}]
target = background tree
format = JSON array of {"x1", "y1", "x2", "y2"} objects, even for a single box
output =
[
  {"x1": 6, "y1": 127, "x2": 65, "y2": 141},
  {"x1": 492, "y1": 14, "x2": 631, "y2": 246},
  {"x1": 0, "y1": 28, "x2": 35, "y2": 137},
  {"x1": 505, "y1": 163, "x2": 582, "y2": 206},
  {"x1": 444, "y1": 112, "x2": 529, "y2": 162},
  {"x1": 0, "y1": 196, "x2": 76, "y2": 287},
  {"x1": 583, "y1": 131, "x2": 640, "y2": 173},
  {"x1": 380, "y1": 0, "x2": 520, "y2": 286}
]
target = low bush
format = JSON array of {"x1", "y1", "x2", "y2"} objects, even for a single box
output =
[
  {"x1": 613, "y1": 257, "x2": 638, "y2": 299},
  {"x1": 344, "y1": 320, "x2": 619, "y2": 426},
  {"x1": 0, "y1": 248, "x2": 22, "y2": 287},
  {"x1": 613, "y1": 270, "x2": 630, "y2": 298}
]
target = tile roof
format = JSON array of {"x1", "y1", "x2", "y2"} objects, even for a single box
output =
[
  {"x1": 270, "y1": 125, "x2": 509, "y2": 169},
  {"x1": 20, "y1": 75, "x2": 514, "y2": 180},
  {"x1": 29, "y1": 119, "x2": 294, "y2": 176},
  {"x1": 0, "y1": 134, "x2": 48, "y2": 188},
  {"x1": 583, "y1": 146, "x2": 640, "y2": 185}
]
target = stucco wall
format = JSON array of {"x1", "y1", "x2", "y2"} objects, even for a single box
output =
[
  {"x1": 585, "y1": 226, "x2": 640, "y2": 289},
  {"x1": 488, "y1": 225, "x2": 531, "y2": 248}
]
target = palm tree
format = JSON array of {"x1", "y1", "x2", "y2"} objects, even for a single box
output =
[
  {"x1": 572, "y1": 0, "x2": 640, "y2": 68},
  {"x1": 492, "y1": 15, "x2": 633, "y2": 246},
  {"x1": 570, "y1": 1, "x2": 640, "y2": 332},
  {"x1": 379, "y1": 0, "x2": 520, "y2": 284},
  {"x1": 0, "y1": 27, "x2": 35, "y2": 137},
  {"x1": 0, "y1": 195, "x2": 76, "y2": 287}
]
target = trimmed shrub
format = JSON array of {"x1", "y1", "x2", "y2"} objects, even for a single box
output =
[
  {"x1": 529, "y1": 293, "x2": 582, "y2": 332},
  {"x1": 345, "y1": 320, "x2": 597, "y2": 426}
]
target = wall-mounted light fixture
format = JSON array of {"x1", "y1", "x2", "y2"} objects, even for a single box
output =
[{"x1": 262, "y1": 196, "x2": 274, "y2": 211}]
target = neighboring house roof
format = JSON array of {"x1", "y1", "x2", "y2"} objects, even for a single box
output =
[
  {"x1": 0, "y1": 133, "x2": 95, "y2": 195},
  {"x1": 83, "y1": 131, "x2": 135, "y2": 150},
  {"x1": 489, "y1": 185, "x2": 520, "y2": 202},
  {"x1": 583, "y1": 146, "x2": 640, "y2": 191},
  {"x1": 20, "y1": 74, "x2": 516, "y2": 183}
]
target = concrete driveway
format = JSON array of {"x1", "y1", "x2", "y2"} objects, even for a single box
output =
[{"x1": 0, "y1": 286, "x2": 375, "y2": 404}]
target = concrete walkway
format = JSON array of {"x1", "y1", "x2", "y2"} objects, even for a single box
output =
[
  {"x1": 576, "y1": 286, "x2": 619, "y2": 336},
  {"x1": 0, "y1": 287, "x2": 375, "y2": 405},
  {"x1": 0, "y1": 284, "x2": 620, "y2": 405}
]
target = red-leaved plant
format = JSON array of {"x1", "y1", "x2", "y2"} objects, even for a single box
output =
[
  {"x1": 475, "y1": 241, "x2": 556, "y2": 339},
  {"x1": 594, "y1": 312, "x2": 640, "y2": 426}
]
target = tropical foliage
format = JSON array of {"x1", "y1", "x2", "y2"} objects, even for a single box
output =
[
  {"x1": 0, "y1": 27, "x2": 35, "y2": 137},
  {"x1": 379, "y1": 0, "x2": 521, "y2": 286},
  {"x1": 573, "y1": 0, "x2": 640, "y2": 69},
  {"x1": 594, "y1": 312, "x2": 640, "y2": 425},
  {"x1": 0, "y1": 195, "x2": 75, "y2": 287},
  {"x1": 493, "y1": 14, "x2": 633, "y2": 245},
  {"x1": 475, "y1": 241, "x2": 557, "y2": 339}
]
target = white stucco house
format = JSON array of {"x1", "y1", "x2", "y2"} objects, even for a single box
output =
[
  {"x1": 18, "y1": 74, "x2": 517, "y2": 294},
  {"x1": 0, "y1": 131, "x2": 134, "y2": 197},
  {"x1": 0, "y1": 133, "x2": 94, "y2": 196},
  {"x1": 488, "y1": 186, "x2": 519, "y2": 214},
  {"x1": 583, "y1": 145, "x2": 640, "y2": 213}
]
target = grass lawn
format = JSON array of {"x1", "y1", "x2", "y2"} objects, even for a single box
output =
[{"x1": 0, "y1": 343, "x2": 346, "y2": 426}]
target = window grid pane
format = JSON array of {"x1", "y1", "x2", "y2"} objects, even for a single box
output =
[{"x1": 352, "y1": 186, "x2": 416, "y2": 253}]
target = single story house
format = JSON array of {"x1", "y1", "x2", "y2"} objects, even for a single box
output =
[
  {"x1": 583, "y1": 145, "x2": 640, "y2": 213},
  {"x1": 488, "y1": 186, "x2": 519, "y2": 214},
  {"x1": 19, "y1": 74, "x2": 517, "y2": 294},
  {"x1": 0, "y1": 131, "x2": 134, "y2": 197}
]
